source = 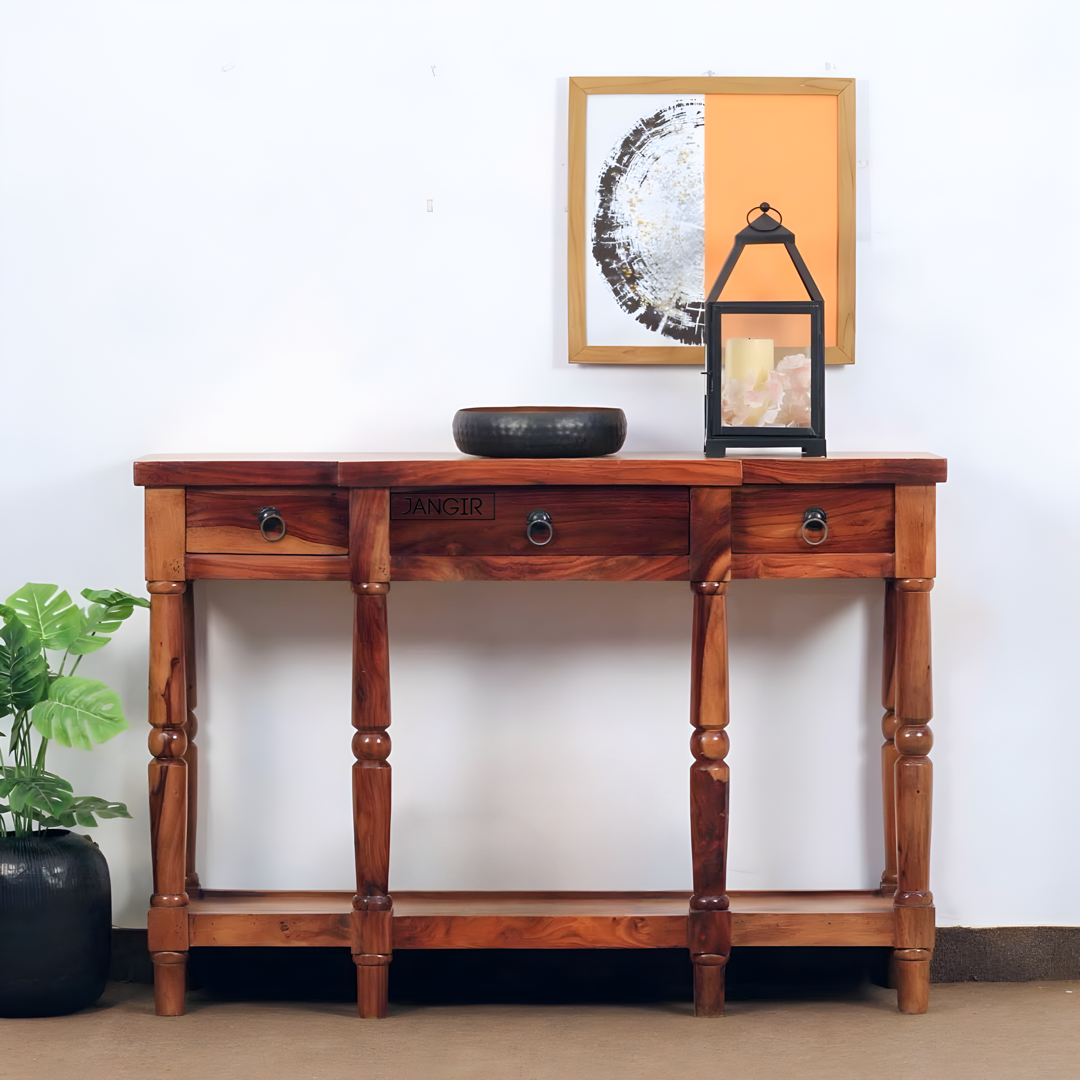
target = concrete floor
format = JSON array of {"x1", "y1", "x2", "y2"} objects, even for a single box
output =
[{"x1": 3, "y1": 981, "x2": 1078, "y2": 1080}]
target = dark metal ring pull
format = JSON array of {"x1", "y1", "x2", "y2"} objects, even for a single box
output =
[
  {"x1": 526, "y1": 509, "x2": 553, "y2": 547},
  {"x1": 801, "y1": 506, "x2": 828, "y2": 546},
  {"x1": 257, "y1": 506, "x2": 287, "y2": 543}
]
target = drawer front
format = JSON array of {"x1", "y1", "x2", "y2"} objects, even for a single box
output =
[
  {"x1": 732, "y1": 486, "x2": 894, "y2": 554},
  {"x1": 186, "y1": 488, "x2": 349, "y2": 555},
  {"x1": 390, "y1": 487, "x2": 689, "y2": 556}
]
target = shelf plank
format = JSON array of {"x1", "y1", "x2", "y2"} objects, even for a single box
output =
[
  {"x1": 393, "y1": 914, "x2": 686, "y2": 949},
  {"x1": 187, "y1": 890, "x2": 897, "y2": 949}
]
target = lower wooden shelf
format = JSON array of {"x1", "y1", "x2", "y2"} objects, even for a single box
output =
[{"x1": 186, "y1": 890, "x2": 897, "y2": 950}]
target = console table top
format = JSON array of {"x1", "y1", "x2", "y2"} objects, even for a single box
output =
[{"x1": 134, "y1": 451, "x2": 947, "y2": 488}]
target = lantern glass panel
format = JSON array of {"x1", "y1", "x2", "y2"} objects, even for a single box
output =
[{"x1": 718, "y1": 311, "x2": 813, "y2": 431}]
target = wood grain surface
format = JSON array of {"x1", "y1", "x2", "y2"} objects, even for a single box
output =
[
  {"x1": 689, "y1": 488, "x2": 731, "y2": 581},
  {"x1": 390, "y1": 555, "x2": 690, "y2": 581},
  {"x1": 731, "y1": 553, "x2": 894, "y2": 578},
  {"x1": 145, "y1": 488, "x2": 186, "y2": 580},
  {"x1": 181, "y1": 890, "x2": 897, "y2": 949},
  {"x1": 186, "y1": 487, "x2": 348, "y2": 555},
  {"x1": 393, "y1": 914, "x2": 686, "y2": 950},
  {"x1": 739, "y1": 454, "x2": 946, "y2": 486},
  {"x1": 688, "y1": 581, "x2": 732, "y2": 1014},
  {"x1": 880, "y1": 580, "x2": 899, "y2": 897},
  {"x1": 182, "y1": 586, "x2": 201, "y2": 898},
  {"x1": 892, "y1": 576, "x2": 935, "y2": 1013},
  {"x1": 391, "y1": 487, "x2": 688, "y2": 557},
  {"x1": 185, "y1": 554, "x2": 349, "y2": 580},
  {"x1": 135, "y1": 452, "x2": 946, "y2": 489},
  {"x1": 340, "y1": 455, "x2": 742, "y2": 488},
  {"x1": 136, "y1": 458, "x2": 340, "y2": 487},
  {"x1": 147, "y1": 581, "x2": 190, "y2": 1015},
  {"x1": 350, "y1": 488, "x2": 390, "y2": 583},
  {"x1": 895, "y1": 485, "x2": 937, "y2": 579},
  {"x1": 732, "y1": 485, "x2": 894, "y2": 553}
]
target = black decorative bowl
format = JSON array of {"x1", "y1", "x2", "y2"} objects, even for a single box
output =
[{"x1": 453, "y1": 407, "x2": 627, "y2": 458}]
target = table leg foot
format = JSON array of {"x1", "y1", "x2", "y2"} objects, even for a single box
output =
[
  {"x1": 693, "y1": 956, "x2": 728, "y2": 1017},
  {"x1": 151, "y1": 951, "x2": 187, "y2": 1016},
  {"x1": 355, "y1": 957, "x2": 390, "y2": 1018},
  {"x1": 894, "y1": 949, "x2": 931, "y2": 1013}
]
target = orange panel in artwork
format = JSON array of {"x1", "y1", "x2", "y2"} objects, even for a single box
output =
[{"x1": 704, "y1": 95, "x2": 839, "y2": 347}]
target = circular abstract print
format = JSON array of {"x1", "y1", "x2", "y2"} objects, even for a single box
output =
[{"x1": 591, "y1": 99, "x2": 705, "y2": 345}]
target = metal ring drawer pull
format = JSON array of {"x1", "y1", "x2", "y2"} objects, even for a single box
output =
[
  {"x1": 801, "y1": 506, "x2": 828, "y2": 546},
  {"x1": 257, "y1": 506, "x2": 287, "y2": 542},
  {"x1": 526, "y1": 509, "x2": 553, "y2": 546}
]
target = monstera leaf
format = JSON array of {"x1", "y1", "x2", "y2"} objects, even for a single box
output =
[
  {"x1": 0, "y1": 769, "x2": 75, "y2": 820},
  {"x1": 31, "y1": 676, "x2": 129, "y2": 750},
  {"x1": 81, "y1": 588, "x2": 150, "y2": 613},
  {"x1": 69, "y1": 588, "x2": 149, "y2": 655},
  {"x1": 0, "y1": 608, "x2": 49, "y2": 717},
  {"x1": 36, "y1": 794, "x2": 132, "y2": 829},
  {"x1": 4, "y1": 583, "x2": 84, "y2": 651}
]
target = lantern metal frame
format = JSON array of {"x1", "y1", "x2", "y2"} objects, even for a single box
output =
[{"x1": 704, "y1": 204, "x2": 826, "y2": 458}]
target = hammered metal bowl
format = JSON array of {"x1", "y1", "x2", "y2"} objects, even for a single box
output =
[{"x1": 452, "y1": 407, "x2": 627, "y2": 458}]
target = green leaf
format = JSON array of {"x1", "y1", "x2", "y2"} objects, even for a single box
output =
[
  {"x1": 68, "y1": 795, "x2": 132, "y2": 828},
  {"x1": 68, "y1": 589, "x2": 148, "y2": 655},
  {"x1": 0, "y1": 767, "x2": 73, "y2": 793},
  {"x1": 4, "y1": 584, "x2": 85, "y2": 651},
  {"x1": 68, "y1": 604, "x2": 117, "y2": 655},
  {"x1": 34, "y1": 812, "x2": 77, "y2": 828},
  {"x1": 30, "y1": 677, "x2": 129, "y2": 750},
  {"x1": 0, "y1": 610, "x2": 49, "y2": 717},
  {"x1": 1, "y1": 774, "x2": 75, "y2": 818},
  {"x1": 81, "y1": 588, "x2": 150, "y2": 611}
]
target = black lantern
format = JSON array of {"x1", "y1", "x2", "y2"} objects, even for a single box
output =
[{"x1": 704, "y1": 203, "x2": 826, "y2": 457}]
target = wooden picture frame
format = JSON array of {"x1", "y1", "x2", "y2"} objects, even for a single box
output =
[{"x1": 568, "y1": 77, "x2": 855, "y2": 365}]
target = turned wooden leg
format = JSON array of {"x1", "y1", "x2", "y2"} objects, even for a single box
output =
[
  {"x1": 880, "y1": 580, "x2": 899, "y2": 897},
  {"x1": 892, "y1": 577, "x2": 935, "y2": 1014},
  {"x1": 182, "y1": 584, "x2": 202, "y2": 899},
  {"x1": 147, "y1": 580, "x2": 190, "y2": 1016},
  {"x1": 351, "y1": 582, "x2": 393, "y2": 1018},
  {"x1": 151, "y1": 952, "x2": 188, "y2": 1016},
  {"x1": 688, "y1": 581, "x2": 732, "y2": 1017}
]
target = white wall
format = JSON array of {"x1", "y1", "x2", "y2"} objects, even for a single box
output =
[{"x1": 1, "y1": 0, "x2": 1077, "y2": 929}]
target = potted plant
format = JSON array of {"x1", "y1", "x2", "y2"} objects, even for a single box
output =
[{"x1": 0, "y1": 582, "x2": 147, "y2": 1017}]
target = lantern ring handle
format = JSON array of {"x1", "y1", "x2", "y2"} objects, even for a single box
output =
[{"x1": 747, "y1": 202, "x2": 782, "y2": 228}]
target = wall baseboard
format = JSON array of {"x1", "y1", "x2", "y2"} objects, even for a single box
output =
[
  {"x1": 931, "y1": 927, "x2": 1080, "y2": 983},
  {"x1": 110, "y1": 926, "x2": 1080, "y2": 996}
]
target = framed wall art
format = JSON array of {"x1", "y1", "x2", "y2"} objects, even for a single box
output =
[{"x1": 567, "y1": 77, "x2": 855, "y2": 365}]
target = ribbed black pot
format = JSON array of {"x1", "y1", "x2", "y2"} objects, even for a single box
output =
[{"x1": 0, "y1": 830, "x2": 111, "y2": 1017}]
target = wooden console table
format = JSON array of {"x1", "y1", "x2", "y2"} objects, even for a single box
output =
[{"x1": 135, "y1": 451, "x2": 945, "y2": 1018}]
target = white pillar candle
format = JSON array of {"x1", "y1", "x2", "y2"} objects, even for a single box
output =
[{"x1": 724, "y1": 338, "x2": 775, "y2": 390}]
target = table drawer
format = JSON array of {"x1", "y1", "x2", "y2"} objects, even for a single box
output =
[
  {"x1": 390, "y1": 487, "x2": 689, "y2": 556},
  {"x1": 732, "y1": 486, "x2": 894, "y2": 553},
  {"x1": 186, "y1": 488, "x2": 349, "y2": 555}
]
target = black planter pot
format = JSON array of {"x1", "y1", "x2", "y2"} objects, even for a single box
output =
[{"x1": 0, "y1": 830, "x2": 111, "y2": 1017}]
